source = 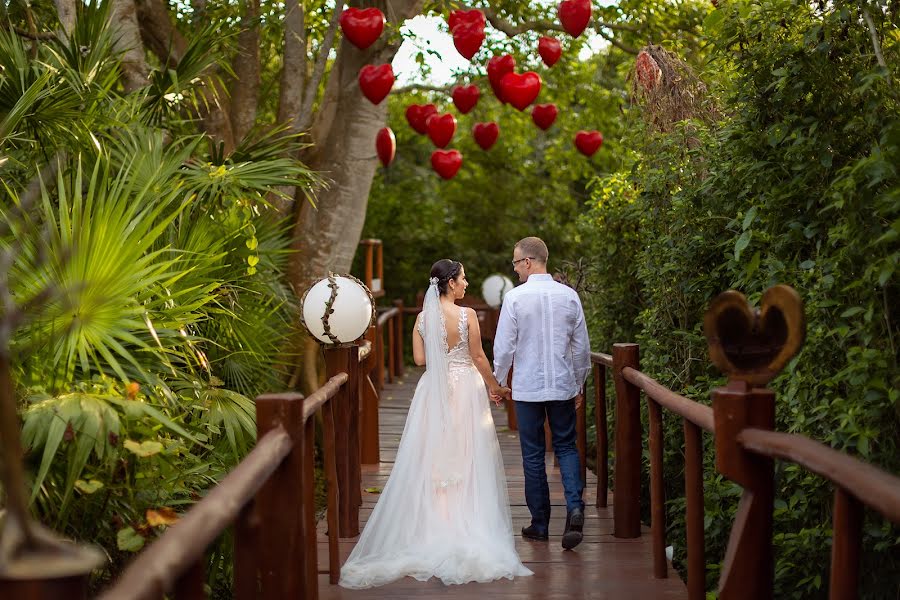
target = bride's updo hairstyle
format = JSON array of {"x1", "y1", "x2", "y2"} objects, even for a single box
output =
[{"x1": 430, "y1": 259, "x2": 463, "y2": 296}]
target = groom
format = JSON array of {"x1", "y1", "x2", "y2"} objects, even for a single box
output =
[{"x1": 492, "y1": 237, "x2": 591, "y2": 550}]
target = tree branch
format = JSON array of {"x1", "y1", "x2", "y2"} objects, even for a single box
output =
[
  {"x1": 394, "y1": 82, "x2": 455, "y2": 94},
  {"x1": 276, "y1": 0, "x2": 306, "y2": 132},
  {"x1": 861, "y1": 5, "x2": 888, "y2": 71},
  {"x1": 229, "y1": 0, "x2": 261, "y2": 141},
  {"x1": 298, "y1": 0, "x2": 342, "y2": 132},
  {"x1": 482, "y1": 6, "x2": 639, "y2": 37},
  {"x1": 12, "y1": 26, "x2": 57, "y2": 40}
]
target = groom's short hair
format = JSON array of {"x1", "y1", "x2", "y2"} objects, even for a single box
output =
[{"x1": 515, "y1": 237, "x2": 549, "y2": 264}]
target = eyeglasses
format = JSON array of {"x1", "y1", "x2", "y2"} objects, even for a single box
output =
[{"x1": 511, "y1": 257, "x2": 534, "y2": 267}]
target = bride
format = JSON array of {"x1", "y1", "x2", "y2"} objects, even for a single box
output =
[{"x1": 339, "y1": 259, "x2": 533, "y2": 589}]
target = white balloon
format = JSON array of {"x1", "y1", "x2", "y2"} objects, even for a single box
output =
[
  {"x1": 302, "y1": 275, "x2": 374, "y2": 344},
  {"x1": 481, "y1": 274, "x2": 514, "y2": 308}
]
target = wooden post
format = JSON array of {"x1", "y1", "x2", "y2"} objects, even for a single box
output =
[
  {"x1": 0, "y1": 577, "x2": 91, "y2": 600},
  {"x1": 713, "y1": 381, "x2": 775, "y2": 599},
  {"x1": 612, "y1": 343, "x2": 641, "y2": 538},
  {"x1": 684, "y1": 419, "x2": 706, "y2": 600},
  {"x1": 576, "y1": 392, "x2": 587, "y2": 486},
  {"x1": 376, "y1": 242, "x2": 384, "y2": 291},
  {"x1": 594, "y1": 363, "x2": 608, "y2": 508},
  {"x1": 386, "y1": 321, "x2": 395, "y2": 384},
  {"x1": 374, "y1": 321, "x2": 385, "y2": 392},
  {"x1": 302, "y1": 418, "x2": 318, "y2": 599},
  {"x1": 174, "y1": 560, "x2": 205, "y2": 599},
  {"x1": 322, "y1": 397, "x2": 341, "y2": 585},
  {"x1": 324, "y1": 346, "x2": 360, "y2": 537},
  {"x1": 829, "y1": 487, "x2": 862, "y2": 600},
  {"x1": 233, "y1": 502, "x2": 259, "y2": 600},
  {"x1": 254, "y1": 392, "x2": 306, "y2": 599},
  {"x1": 648, "y1": 396, "x2": 667, "y2": 578},
  {"x1": 392, "y1": 299, "x2": 405, "y2": 378},
  {"x1": 363, "y1": 243, "x2": 374, "y2": 292}
]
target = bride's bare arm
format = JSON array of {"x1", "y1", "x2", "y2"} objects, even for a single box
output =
[
  {"x1": 466, "y1": 308, "x2": 505, "y2": 397},
  {"x1": 412, "y1": 313, "x2": 426, "y2": 366}
]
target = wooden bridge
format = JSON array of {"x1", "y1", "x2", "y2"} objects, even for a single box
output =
[
  {"x1": 5, "y1": 276, "x2": 900, "y2": 600},
  {"x1": 316, "y1": 367, "x2": 686, "y2": 599}
]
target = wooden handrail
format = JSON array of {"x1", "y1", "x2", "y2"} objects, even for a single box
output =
[
  {"x1": 738, "y1": 429, "x2": 900, "y2": 524},
  {"x1": 591, "y1": 351, "x2": 613, "y2": 367},
  {"x1": 358, "y1": 340, "x2": 372, "y2": 362},
  {"x1": 301, "y1": 373, "x2": 349, "y2": 423},
  {"x1": 376, "y1": 306, "x2": 399, "y2": 326},
  {"x1": 98, "y1": 428, "x2": 293, "y2": 600},
  {"x1": 622, "y1": 367, "x2": 714, "y2": 432}
]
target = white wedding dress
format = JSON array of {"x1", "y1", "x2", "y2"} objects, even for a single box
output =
[{"x1": 339, "y1": 284, "x2": 532, "y2": 589}]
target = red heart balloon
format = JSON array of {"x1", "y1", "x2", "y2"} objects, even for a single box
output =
[
  {"x1": 448, "y1": 9, "x2": 485, "y2": 32},
  {"x1": 431, "y1": 150, "x2": 463, "y2": 180},
  {"x1": 575, "y1": 130, "x2": 604, "y2": 156},
  {"x1": 558, "y1": 0, "x2": 592, "y2": 38},
  {"x1": 487, "y1": 54, "x2": 516, "y2": 103},
  {"x1": 405, "y1": 103, "x2": 437, "y2": 135},
  {"x1": 375, "y1": 127, "x2": 395, "y2": 167},
  {"x1": 472, "y1": 122, "x2": 499, "y2": 151},
  {"x1": 339, "y1": 7, "x2": 385, "y2": 50},
  {"x1": 531, "y1": 103, "x2": 558, "y2": 130},
  {"x1": 358, "y1": 64, "x2": 394, "y2": 105},
  {"x1": 500, "y1": 71, "x2": 542, "y2": 111},
  {"x1": 538, "y1": 36, "x2": 562, "y2": 67},
  {"x1": 452, "y1": 85, "x2": 480, "y2": 114},
  {"x1": 452, "y1": 21, "x2": 485, "y2": 60},
  {"x1": 426, "y1": 113, "x2": 457, "y2": 148}
]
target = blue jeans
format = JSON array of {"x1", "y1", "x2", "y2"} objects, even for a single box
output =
[{"x1": 515, "y1": 399, "x2": 585, "y2": 534}]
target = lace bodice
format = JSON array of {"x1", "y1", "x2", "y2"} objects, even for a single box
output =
[{"x1": 417, "y1": 307, "x2": 473, "y2": 371}]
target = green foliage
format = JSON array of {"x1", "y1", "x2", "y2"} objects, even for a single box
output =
[{"x1": 578, "y1": 0, "x2": 899, "y2": 596}]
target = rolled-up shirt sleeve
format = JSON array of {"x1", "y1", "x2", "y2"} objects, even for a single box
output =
[
  {"x1": 492, "y1": 298, "x2": 517, "y2": 385},
  {"x1": 571, "y1": 295, "x2": 591, "y2": 388}
]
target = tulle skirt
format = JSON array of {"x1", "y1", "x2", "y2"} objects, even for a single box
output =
[{"x1": 338, "y1": 364, "x2": 533, "y2": 589}]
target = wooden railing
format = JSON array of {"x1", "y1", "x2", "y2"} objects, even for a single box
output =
[
  {"x1": 589, "y1": 286, "x2": 900, "y2": 600},
  {"x1": 98, "y1": 317, "x2": 404, "y2": 600}
]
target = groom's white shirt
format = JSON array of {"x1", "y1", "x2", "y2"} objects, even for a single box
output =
[{"x1": 492, "y1": 274, "x2": 591, "y2": 402}]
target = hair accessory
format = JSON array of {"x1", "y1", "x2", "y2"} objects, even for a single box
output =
[{"x1": 429, "y1": 276, "x2": 439, "y2": 286}]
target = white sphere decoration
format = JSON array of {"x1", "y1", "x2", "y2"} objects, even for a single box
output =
[
  {"x1": 481, "y1": 273, "x2": 514, "y2": 308},
  {"x1": 301, "y1": 273, "x2": 375, "y2": 345}
]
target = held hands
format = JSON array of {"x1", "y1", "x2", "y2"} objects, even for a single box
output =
[{"x1": 489, "y1": 385, "x2": 512, "y2": 407}]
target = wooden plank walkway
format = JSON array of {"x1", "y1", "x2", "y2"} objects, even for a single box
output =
[{"x1": 317, "y1": 368, "x2": 687, "y2": 599}]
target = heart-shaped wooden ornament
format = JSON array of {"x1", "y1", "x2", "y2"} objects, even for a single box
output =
[
  {"x1": 472, "y1": 122, "x2": 499, "y2": 150},
  {"x1": 558, "y1": 0, "x2": 592, "y2": 38},
  {"x1": 452, "y1": 85, "x2": 480, "y2": 114},
  {"x1": 704, "y1": 285, "x2": 805, "y2": 385},
  {"x1": 531, "y1": 103, "x2": 558, "y2": 130},
  {"x1": 488, "y1": 54, "x2": 516, "y2": 103},
  {"x1": 538, "y1": 36, "x2": 562, "y2": 67},
  {"x1": 375, "y1": 127, "x2": 395, "y2": 167},
  {"x1": 339, "y1": 7, "x2": 385, "y2": 50},
  {"x1": 452, "y1": 21, "x2": 485, "y2": 60},
  {"x1": 431, "y1": 150, "x2": 463, "y2": 179},
  {"x1": 426, "y1": 113, "x2": 457, "y2": 148},
  {"x1": 501, "y1": 71, "x2": 542, "y2": 111},
  {"x1": 405, "y1": 103, "x2": 437, "y2": 135},
  {"x1": 358, "y1": 64, "x2": 394, "y2": 105}
]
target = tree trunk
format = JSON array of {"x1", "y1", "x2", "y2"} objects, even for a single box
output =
[
  {"x1": 277, "y1": 0, "x2": 305, "y2": 130},
  {"x1": 229, "y1": 0, "x2": 261, "y2": 141},
  {"x1": 110, "y1": 0, "x2": 150, "y2": 92},
  {"x1": 54, "y1": 0, "x2": 77, "y2": 36},
  {"x1": 289, "y1": 0, "x2": 424, "y2": 289}
]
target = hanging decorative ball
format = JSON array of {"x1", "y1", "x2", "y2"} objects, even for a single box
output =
[
  {"x1": 472, "y1": 122, "x2": 499, "y2": 150},
  {"x1": 375, "y1": 127, "x2": 396, "y2": 167},
  {"x1": 405, "y1": 103, "x2": 438, "y2": 135},
  {"x1": 482, "y1": 274, "x2": 514, "y2": 308},
  {"x1": 358, "y1": 64, "x2": 394, "y2": 105},
  {"x1": 575, "y1": 130, "x2": 604, "y2": 156},
  {"x1": 339, "y1": 7, "x2": 385, "y2": 50},
  {"x1": 452, "y1": 85, "x2": 480, "y2": 114},
  {"x1": 301, "y1": 274, "x2": 376, "y2": 345},
  {"x1": 431, "y1": 150, "x2": 463, "y2": 179},
  {"x1": 558, "y1": 0, "x2": 592, "y2": 38},
  {"x1": 538, "y1": 37, "x2": 562, "y2": 67}
]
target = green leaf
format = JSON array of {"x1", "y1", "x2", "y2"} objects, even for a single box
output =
[
  {"x1": 742, "y1": 206, "x2": 758, "y2": 231},
  {"x1": 364, "y1": 486, "x2": 382, "y2": 494},
  {"x1": 734, "y1": 231, "x2": 751, "y2": 262},
  {"x1": 840, "y1": 306, "x2": 865, "y2": 318},
  {"x1": 247, "y1": 255, "x2": 260, "y2": 267},
  {"x1": 124, "y1": 439, "x2": 164, "y2": 457},
  {"x1": 245, "y1": 236, "x2": 258, "y2": 250},
  {"x1": 799, "y1": 260, "x2": 815, "y2": 270},
  {"x1": 117, "y1": 527, "x2": 145, "y2": 552},
  {"x1": 75, "y1": 479, "x2": 104, "y2": 494}
]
